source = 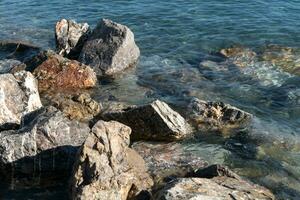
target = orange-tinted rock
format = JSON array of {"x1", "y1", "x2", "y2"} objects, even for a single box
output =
[{"x1": 33, "y1": 54, "x2": 97, "y2": 92}]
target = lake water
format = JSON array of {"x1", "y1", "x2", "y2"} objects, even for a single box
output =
[{"x1": 0, "y1": 0, "x2": 299, "y2": 199}]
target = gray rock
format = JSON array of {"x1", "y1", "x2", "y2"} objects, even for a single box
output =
[
  {"x1": 0, "y1": 71, "x2": 42, "y2": 130},
  {"x1": 132, "y1": 142, "x2": 207, "y2": 184},
  {"x1": 79, "y1": 19, "x2": 140, "y2": 76},
  {"x1": 55, "y1": 19, "x2": 90, "y2": 59},
  {"x1": 153, "y1": 165, "x2": 275, "y2": 200},
  {"x1": 70, "y1": 120, "x2": 153, "y2": 200},
  {"x1": 188, "y1": 98, "x2": 252, "y2": 135},
  {"x1": 102, "y1": 100, "x2": 192, "y2": 141},
  {"x1": 0, "y1": 59, "x2": 25, "y2": 74},
  {"x1": 0, "y1": 106, "x2": 90, "y2": 178}
]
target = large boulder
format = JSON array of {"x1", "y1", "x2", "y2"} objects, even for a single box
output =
[
  {"x1": 132, "y1": 142, "x2": 207, "y2": 184},
  {"x1": 70, "y1": 120, "x2": 153, "y2": 200},
  {"x1": 188, "y1": 98, "x2": 252, "y2": 135},
  {"x1": 0, "y1": 71, "x2": 42, "y2": 130},
  {"x1": 55, "y1": 19, "x2": 91, "y2": 59},
  {"x1": 79, "y1": 19, "x2": 140, "y2": 76},
  {"x1": 102, "y1": 100, "x2": 192, "y2": 141},
  {"x1": 0, "y1": 106, "x2": 90, "y2": 182},
  {"x1": 153, "y1": 164, "x2": 275, "y2": 200},
  {"x1": 33, "y1": 53, "x2": 97, "y2": 93}
]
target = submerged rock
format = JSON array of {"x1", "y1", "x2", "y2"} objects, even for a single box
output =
[
  {"x1": 0, "y1": 106, "x2": 90, "y2": 180},
  {"x1": 0, "y1": 59, "x2": 25, "y2": 74},
  {"x1": 102, "y1": 100, "x2": 191, "y2": 141},
  {"x1": 55, "y1": 19, "x2": 90, "y2": 59},
  {"x1": 153, "y1": 164, "x2": 275, "y2": 200},
  {"x1": 132, "y1": 142, "x2": 207, "y2": 184},
  {"x1": 220, "y1": 46, "x2": 257, "y2": 68},
  {"x1": 33, "y1": 53, "x2": 97, "y2": 92},
  {"x1": 70, "y1": 120, "x2": 153, "y2": 200},
  {"x1": 0, "y1": 40, "x2": 40, "y2": 62},
  {"x1": 0, "y1": 71, "x2": 42, "y2": 130},
  {"x1": 188, "y1": 98, "x2": 252, "y2": 135},
  {"x1": 79, "y1": 19, "x2": 140, "y2": 76}
]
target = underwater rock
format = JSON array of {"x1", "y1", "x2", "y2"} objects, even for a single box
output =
[
  {"x1": 79, "y1": 19, "x2": 140, "y2": 76},
  {"x1": 220, "y1": 46, "x2": 257, "y2": 68},
  {"x1": 33, "y1": 53, "x2": 97, "y2": 93},
  {"x1": 187, "y1": 98, "x2": 252, "y2": 135},
  {"x1": 153, "y1": 164, "x2": 275, "y2": 200},
  {"x1": 102, "y1": 100, "x2": 192, "y2": 141},
  {"x1": 132, "y1": 142, "x2": 207, "y2": 184},
  {"x1": 70, "y1": 120, "x2": 153, "y2": 200},
  {"x1": 55, "y1": 19, "x2": 91, "y2": 59},
  {"x1": 0, "y1": 71, "x2": 42, "y2": 130},
  {"x1": 0, "y1": 40, "x2": 40, "y2": 62},
  {"x1": 0, "y1": 59, "x2": 25, "y2": 74},
  {"x1": 0, "y1": 106, "x2": 90, "y2": 178},
  {"x1": 50, "y1": 93, "x2": 102, "y2": 122}
]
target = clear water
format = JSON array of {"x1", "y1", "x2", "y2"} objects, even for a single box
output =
[{"x1": 0, "y1": 0, "x2": 300, "y2": 199}]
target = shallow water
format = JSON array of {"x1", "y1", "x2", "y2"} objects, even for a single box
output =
[{"x1": 0, "y1": 0, "x2": 300, "y2": 199}]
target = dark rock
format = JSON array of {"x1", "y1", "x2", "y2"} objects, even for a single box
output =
[
  {"x1": 194, "y1": 164, "x2": 240, "y2": 179},
  {"x1": 79, "y1": 19, "x2": 140, "y2": 76},
  {"x1": 0, "y1": 106, "x2": 90, "y2": 181},
  {"x1": 55, "y1": 19, "x2": 91, "y2": 59},
  {"x1": 70, "y1": 120, "x2": 153, "y2": 200},
  {"x1": 102, "y1": 100, "x2": 192, "y2": 141},
  {"x1": 0, "y1": 71, "x2": 42, "y2": 130},
  {"x1": 188, "y1": 98, "x2": 252, "y2": 136},
  {"x1": 33, "y1": 53, "x2": 97, "y2": 93}
]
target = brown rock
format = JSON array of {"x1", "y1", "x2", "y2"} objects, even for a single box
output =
[{"x1": 220, "y1": 46, "x2": 257, "y2": 68}]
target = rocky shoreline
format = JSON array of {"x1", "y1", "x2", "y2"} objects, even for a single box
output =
[{"x1": 0, "y1": 18, "x2": 276, "y2": 199}]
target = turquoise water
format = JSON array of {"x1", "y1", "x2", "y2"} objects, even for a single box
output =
[{"x1": 0, "y1": 0, "x2": 300, "y2": 199}]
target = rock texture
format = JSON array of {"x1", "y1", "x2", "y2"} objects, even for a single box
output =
[
  {"x1": 102, "y1": 100, "x2": 191, "y2": 141},
  {"x1": 0, "y1": 106, "x2": 90, "y2": 178},
  {"x1": 153, "y1": 164, "x2": 275, "y2": 200},
  {"x1": 55, "y1": 19, "x2": 90, "y2": 59},
  {"x1": 79, "y1": 19, "x2": 140, "y2": 76},
  {"x1": 220, "y1": 46, "x2": 257, "y2": 68},
  {"x1": 132, "y1": 142, "x2": 207, "y2": 184},
  {"x1": 70, "y1": 120, "x2": 153, "y2": 200},
  {"x1": 0, "y1": 71, "x2": 42, "y2": 130},
  {"x1": 188, "y1": 98, "x2": 252, "y2": 135},
  {"x1": 0, "y1": 59, "x2": 25, "y2": 74},
  {"x1": 33, "y1": 53, "x2": 97, "y2": 92}
]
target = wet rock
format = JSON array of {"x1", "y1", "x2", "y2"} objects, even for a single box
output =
[
  {"x1": 50, "y1": 93, "x2": 102, "y2": 121},
  {"x1": 70, "y1": 120, "x2": 153, "y2": 200},
  {"x1": 102, "y1": 100, "x2": 192, "y2": 141},
  {"x1": 261, "y1": 45, "x2": 300, "y2": 76},
  {"x1": 132, "y1": 142, "x2": 207, "y2": 184},
  {"x1": 79, "y1": 19, "x2": 140, "y2": 76},
  {"x1": 0, "y1": 59, "x2": 25, "y2": 74},
  {"x1": 55, "y1": 19, "x2": 90, "y2": 59},
  {"x1": 33, "y1": 53, "x2": 97, "y2": 92},
  {"x1": 0, "y1": 71, "x2": 42, "y2": 130},
  {"x1": 188, "y1": 98, "x2": 252, "y2": 135},
  {"x1": 0, "y1": 106, "x2": 90, "y2": 180},
  {"x1": 220, "y1": 46, "x2": 257, "y2": 68},
  {"x1": 154, "y1": 164, "x2": 275, "y2": 200},
  {"x1": 0, "y1": 40, "x2": 40, "y2": 62}
]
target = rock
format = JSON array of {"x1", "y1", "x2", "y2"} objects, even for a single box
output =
[
  {"x1": 132, "y1": 142, "x2": 207, "y2": 184},
  {"x1": 0, "y1": 71, "x2": 42, "y2": 130},
  {"x1": 102, "y1": 100, "x2": 192, "y2": 141},
  {"x1": 33, "y1": 53, "x2": 97, "y2": 93},
  {"x1": 0, "y1": 106, "x2": 90, "y2": 182},
  {"x1": 153, "y1": 164, "x2": 275, "y2": 200},
  {"x1": 0, "y1": 59, "x2": 25, "y2": 74},
  {"x1": 188, "y1": 98, "x2": 252, "y2": 135},
  {"x1": 220, "y1": 46, "x2": 257, "y2": 68},
  {"x1": 70, "y1": 120, "x2": 153, "y2": 200},
  {"x1": 0, "y1": 40, "x2": 40, "y2": 62},
  {"x1": 79, "y1": 19, "x2": 140, "y2": 76},
  {"x1": 55, "y1": 19, "x2": 91, "y2": 59},
  {"x1": 50, "y1": 93, "x2": 102, "y2": 121}
]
